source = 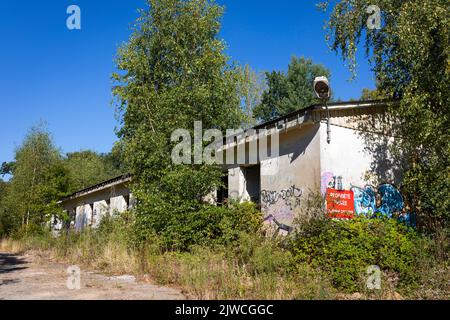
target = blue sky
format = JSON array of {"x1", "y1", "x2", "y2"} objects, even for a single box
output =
[{"x1": 0, "y1": 0, "x2": 375, "y2": 165}]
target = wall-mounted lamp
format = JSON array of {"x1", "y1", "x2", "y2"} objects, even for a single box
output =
[{"x1": 314, "y1": 76, "x2": 332, "y2": 144}]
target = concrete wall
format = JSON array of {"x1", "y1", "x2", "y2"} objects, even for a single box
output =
[
  {"x1": 319, "y1": 108, "x2": 401, "y2": 195},
  {"x1": 93, "y1": 200, "x2": 109, "y2": 228},
  {"x1": 61, "y1": 182, "x2": 131, "y2": 232},
  {"x1": 228, "y1": 123, "x2": 321, "y2": 226},
  {"x1": 228, "y1": 105, "x2": 399, "y2": 229},
  {"x1": 259, "y1": 124, "x2": 320, "y2": 226},
  {"x1": 319, "y1": 120, "x2": 374, "y2": 194}
]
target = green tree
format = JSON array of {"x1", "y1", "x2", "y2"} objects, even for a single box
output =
[
  {"x1": 321, "y1": 0, "x2": 449, "y2": 231},
  {"x1": 360, "y1": 87, "x2": 387, "y2": 101},
  {"x1": 0, "y1": 162, "x2": 15, "y2": 176},
  {"x1": 253, "y1": 56, "x2": 331, "y2": 122},
  {"x1": 0, "y1": 180, "x2": 7, "y2": 203},
  {"x1": 112, "y1": 0, "x2": 244, "y2": 248},
  {"x1": 0, "y1": 179, "x2": 11, "y2": 236},
  {"x1": 239, "y1": 64, "x2": 267, "y2": 126},
  {"x1": 102, "y1": 141, "x2": 129, "y2": 175},
  {"x1": 64, "y1": 150, "x2": 122, "y2": 192},
  {"x1": 4, "y1": 126, "x2": 63, "y2": 230}
]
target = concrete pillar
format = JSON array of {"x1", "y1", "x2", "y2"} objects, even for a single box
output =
[
  {"x1": 129, "y1": 193, "x2": 136, "y2": 209},
  {"x1": 228, "y1": 167, "x2": 247, "y2": 201},
  {"x1": 75, "y1": 205, "x2": 85, "y2": 231},
  {"x1": 110, "y1": 195, "x2": 127, "y2": 214},
  {"x1": 75, "y1": 204, "x2": 93, "y2": 231},
  {"x1": 93, "y1": 200, "x2": 109, "y2": 228},
  {"x1": 84, "y1": 204, "x2": 93, "y2": 227}
]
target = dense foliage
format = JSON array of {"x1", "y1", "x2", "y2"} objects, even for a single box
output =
[
  {"x1": 65, "y1": 149, "x2": 123, "y2": 191},
  {"x1": 0, "y1": 127, "x2": 124, "y2": 236},
  {"x1": 0, "y1": 127, "x2": 65, "y2": 234},
  {"x1": 321, "y1": 0, "x2": 449, "y2": 232},
  {"x1": 290, "y1": 216, "x2": 419, "y2": 292},
  {"x1": 252, "y1": 56, "x2": 330, "y2": 122},
  {"x1": 112, "y1": 0, "x2": 247, "y2": 248}
]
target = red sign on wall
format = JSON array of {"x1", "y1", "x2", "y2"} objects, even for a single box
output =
[{"x1": 326, "y1": 188, "x2": 355, "y2": 219}]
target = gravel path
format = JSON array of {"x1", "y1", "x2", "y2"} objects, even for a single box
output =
[{"x1": 0, "y1": 251, "x2": 185, "y2": 300}]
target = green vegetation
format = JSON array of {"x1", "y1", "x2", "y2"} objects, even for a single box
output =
[
  {"x1": 0, "y1": 126, "x2": 65, "y2": 236},
  {"x1": 2, "y1": 211, "x2": 447, "y2": 299},
  {"x1": 321, "y1": 0, "x2": 449, "y2": 232},
  {"x1": 291, "y1": 216, "x2": 418, "y2": 292},
  {"x1": 0, "y1": 0, "x2": 448, "y2": 300},
  {"x1": 112, "y1": 0, "x2": 246, "y2": 250},
  {"x1": 65, "y1": 149, "x2": 123, "y2": 192},
  {"x1": 0, "y1": 126, "x2": 125, "y2": 237},
  {"x1": 252, "y1": 56, "x2": 331, "y2": 122},
  {"x1": 360, "y1": 88, "x2": 387, "y2": 101}
]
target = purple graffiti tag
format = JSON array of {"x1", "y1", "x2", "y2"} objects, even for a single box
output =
[{"x1": 321, "y1": 172, "x2": 334, "y2": 195}]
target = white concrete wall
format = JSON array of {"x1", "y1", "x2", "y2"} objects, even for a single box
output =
[
  {"x1": 75, "y1": 204, "x2": 92, "y2": 231},
  {"x1": 259, "y1": 124, "x2": 321, "y2": 226},
  {"x1": 319, "y1": 122, "x2": 373, "y2": 193},
  {"x1": 228, "y1": 123, "x2": 321, "y2": 226},
  {"x1": 62, "y1": 182, "x2": 131, "y2": 231},
  {"x1": 110, "y1": 195, "x2": 127, "y2": 215},
  {"x1": 93, "y1": 200, "x2": 109, "y2": 228},
  {"x1": 228, "y1": 167, "x2": 247, "y2": 201},
  {"x1": 319, "y1": 112, "x2": 400, "y2": 194}
]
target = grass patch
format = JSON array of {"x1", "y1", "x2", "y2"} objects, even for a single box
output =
[{"x1": 1, "y1": 212, "x2": 447, "y2": 300}]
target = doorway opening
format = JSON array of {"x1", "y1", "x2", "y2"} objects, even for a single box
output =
[
  {"x1": 217, "y1": 173, "x2": 229, "y2": 206},
  {"x1": 243, "y1": 164, "x2": 261, "y2": 207}
]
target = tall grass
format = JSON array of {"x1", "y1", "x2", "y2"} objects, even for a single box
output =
[
  {"x1": 0, "y1": 217, "x2": 336, "y2": 299},
  {"x1": 1, "y1": 213, "x2": 447, "y2": 300}
]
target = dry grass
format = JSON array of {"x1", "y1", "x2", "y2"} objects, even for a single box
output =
[
  {"x1": 143, "y1": 247, "x2": 336, "y2": 300},
  {"x1": 2, "y1": 224, "x2": 448, "y2": 300},
  {"x1": 1, "y1": 234, "x2": 336, "y2": 300},
  {"x1": 0, "y1": 238, "x2": 27, "y2": 253}
]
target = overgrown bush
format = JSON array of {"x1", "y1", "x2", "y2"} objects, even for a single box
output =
[
  {"x1": 232, "y1": 232, "x2": 294, "y2": 275},
  {"x1": 3, "y1": 202, "x2": 447, "y2": 299},
  {"x1": 290, "y1": 216, "x2": 419, "y2": 292},
  {"x1": 134, "y1": 200, "x2": 263, "y2": 251},
  {"x1": 145, "y1": 232, "x2": 335, "y2": 300}
]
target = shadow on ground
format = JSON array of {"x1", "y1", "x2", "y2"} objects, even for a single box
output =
[{"x1": 0, "y1": 253, "x2": 28, "y2": 276}]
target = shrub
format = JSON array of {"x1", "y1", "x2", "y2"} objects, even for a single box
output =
[
  {"x1": 290, "y1": 216, "x2": 419, "y2": 292},
  {"x1": 134, "y1": 200, "x2": 263, "y2": 250},
  {"x1": 231, "y1": 232, "x2": 294, "y2": 275}
]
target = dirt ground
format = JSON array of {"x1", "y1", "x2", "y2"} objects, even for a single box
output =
[{"x1": 0, "y1": 251, "x2": 185, "y2": 300}]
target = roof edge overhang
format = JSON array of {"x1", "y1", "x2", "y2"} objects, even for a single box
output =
[
  {"x1": 221, "y1": 99, "x2": 391, "y2": 150},
  {"x1": 57, "y1": 100, "x2": 392, "y2": 204},
  {"x1": 58, "y1": 173, "x2": 132, "y2": 204}
]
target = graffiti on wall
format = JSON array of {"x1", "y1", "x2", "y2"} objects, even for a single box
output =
[
  {"x1": 261, "y1": 186, "x2": 302, "y2": 234},
  {"x1": 322, "y1": 172, "x2": 415, "y2": 226},
  {"x1": 321, "y1": 172, "x2": 344, "y2": 195},
  {"x1": 263, "y1": 213, "x2": 294, "y2": 235},
  {"x1": 261, "y1": 185, "x2": 303, "y2": 210},
  {"x1": 351, "y1": 184, "x2": 404, "y2": 218},
  {"x1": 321, "y1": 172, "x2": 334, "y2": 195}
]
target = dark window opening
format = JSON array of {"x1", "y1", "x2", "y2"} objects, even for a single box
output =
[
  {"x1": 244, "y1": 164, "x2": 261, "y2": 206},
  {"x1": 124, "y1": 194, "x2": 130, "y2": 208},
  {"x1": 217, "y1": 174, "x2": 229, "y2": 206},
  {"x1": 88, "y1": 203, "x2": 94, "y2": 226}
]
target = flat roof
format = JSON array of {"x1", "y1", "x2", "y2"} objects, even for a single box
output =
[
  {"x1": 59, "y1": 173, "x2": 132, "y2": 203},
  {"x1": 253, "y1": 99, "x2": 390, "y2": 130},
  {"x1": 59, "y1": 99, "x2": 389, "y2": 203}
]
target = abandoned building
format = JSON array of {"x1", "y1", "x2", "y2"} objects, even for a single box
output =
[
  {"x1": 57, "y1": 174, "x2": 133, "y2": 232},
  {"x1": 57, "y1": 99, "x2": 408, "y2": 233}
]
